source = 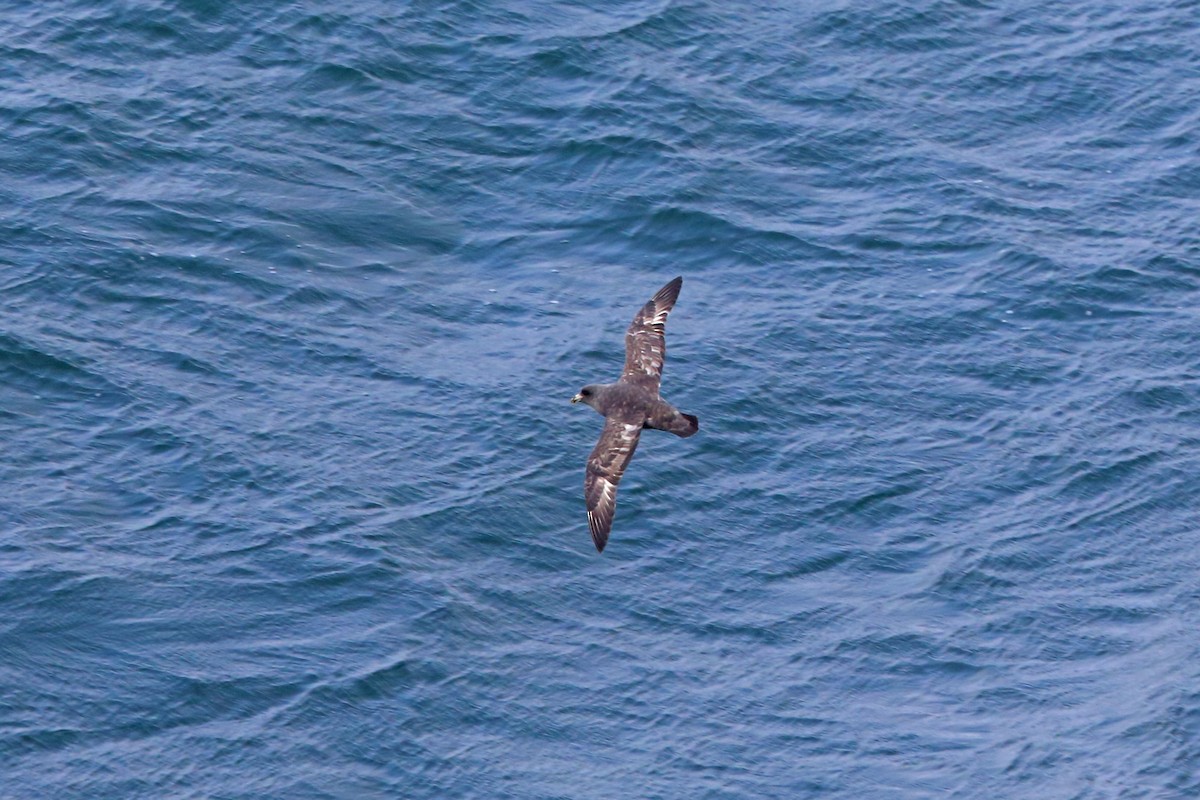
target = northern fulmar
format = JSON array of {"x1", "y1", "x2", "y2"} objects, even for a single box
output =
[{"x1": 571, "y1": 276, "x2": 699, "y2": 553}]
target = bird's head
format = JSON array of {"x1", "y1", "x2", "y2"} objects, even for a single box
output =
[{"x1": 571, "y1": 384, "x2": 601, "y2": 409}]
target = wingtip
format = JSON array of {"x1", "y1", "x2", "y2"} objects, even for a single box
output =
[
  {"x1": 588, "y1": 511, "x2": 610, "y2": 553},
  {"x1": 652, "y1": 276, "x2": 683, "y2": 305},
  {"x1": 590, "y1": 525, "x2": 609, "y2": 553}
]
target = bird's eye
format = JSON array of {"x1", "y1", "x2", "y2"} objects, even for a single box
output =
[{"x1": 581, "y1": 389, "x2": 591, "y2": 396}]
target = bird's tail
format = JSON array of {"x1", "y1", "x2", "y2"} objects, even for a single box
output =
[
  {"x1": 645, "y1": 403, "x2": 699, "y2": 438},
  {"x1": 679, "y1": 413, "x2": 699, "y2": 437}
]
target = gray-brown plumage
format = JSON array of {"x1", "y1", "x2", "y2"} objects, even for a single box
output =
[{"x1": 571, "y1": 276, "x2": 699, "y2": 552}]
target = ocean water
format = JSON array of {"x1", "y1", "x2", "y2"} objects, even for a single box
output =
[{"x1": 3, "y1": 1, "x2": 1199, "y2": 797}]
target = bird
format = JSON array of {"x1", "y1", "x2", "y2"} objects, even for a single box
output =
[{"x1": 571, "y1": 276, "x2": 699, "y2": 552}]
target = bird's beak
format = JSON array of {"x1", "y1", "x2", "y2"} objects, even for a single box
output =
[{"x1": 571, "y1": 393, "x2": 583, "y2": 404}]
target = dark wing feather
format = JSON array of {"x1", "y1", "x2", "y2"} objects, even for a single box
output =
[
  {"x1": 621, "y1": 276, "x2": 682, "y2": 389},
  {"x1": 584, "y1": 416, "x2": 643, "y2": 552}
]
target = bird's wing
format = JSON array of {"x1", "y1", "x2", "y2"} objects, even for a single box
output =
[
  {"x1": 621, "y1": 276, "x2": 683, "y2": 389},
  {"x1": 584, "y1": 416, "x2": 643, "y2": 552}
]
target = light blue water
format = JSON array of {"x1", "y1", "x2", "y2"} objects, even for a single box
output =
[{"x1": 2, "y1": 1, "x2": 1199, "y2": 797}]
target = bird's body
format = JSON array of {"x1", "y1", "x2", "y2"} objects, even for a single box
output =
[{"x1": 571, "y1": 276, "x2": 698, "y2": 552}]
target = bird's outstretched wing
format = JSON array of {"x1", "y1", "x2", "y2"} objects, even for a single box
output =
[
  {"x1": 621, "y1": 276, "x2": 682, "y2": 389},
  {"x1": 585, "y1": 416, "x2": 643, "y2": 552}
]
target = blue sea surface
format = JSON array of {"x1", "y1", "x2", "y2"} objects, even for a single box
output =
[{"x1": 3, "y1": 1, "x2": 1199, "y2": 797}]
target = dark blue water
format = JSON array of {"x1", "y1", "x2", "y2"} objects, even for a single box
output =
[{"x1": 3, "y1": 1, "x2": 1199, "y2": 797}]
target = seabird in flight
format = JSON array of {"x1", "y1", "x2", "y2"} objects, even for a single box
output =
[{"x1": 571, "y1": 276, "x2": 699, "y2": 552}]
